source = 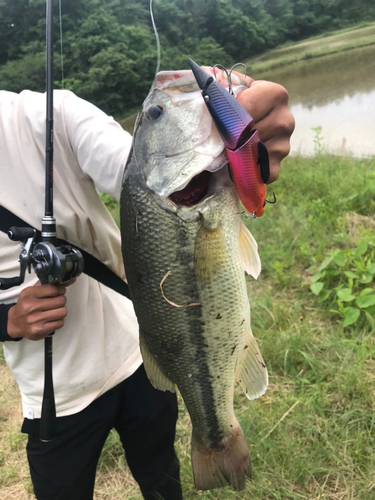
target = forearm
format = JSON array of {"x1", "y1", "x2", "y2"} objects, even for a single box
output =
[{"x1": 0, "y1": 303, "x2": 22, "y2": 342}]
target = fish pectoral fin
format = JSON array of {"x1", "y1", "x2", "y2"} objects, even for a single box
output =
[
  {"x1": 239, "y1": 221, "x2": 261, "y2": 279},
  {"x1": 140, "y1": 334, "x2": 176, "y2": 393},
  {"x1": 235, "y1": 329, "x2": 268, "y2": 400}
]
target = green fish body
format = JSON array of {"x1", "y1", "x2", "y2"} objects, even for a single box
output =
[{"x1": 120, "y1": 69, "x2": 268, "y2": 491}]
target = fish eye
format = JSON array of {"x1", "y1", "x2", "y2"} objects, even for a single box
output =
[{"x1": 146, "y1": 104, "x2": 164, "y2": 121}]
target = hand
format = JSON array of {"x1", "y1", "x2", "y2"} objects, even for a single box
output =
[
  {"x1": 205, "y1": 66, "x2": 294, "y2": 183},
  {"x1": 7, "y1": 279, "x2": 76, "y2": 341},
  {"x1": 237, "y1": 78, "x2": 295, "y2": 183}
]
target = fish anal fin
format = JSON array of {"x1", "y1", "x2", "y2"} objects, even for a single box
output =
[
  {"x1": 239, "y1": 221, "x2": 261, "y2": 279},
  {"x1": 140, "y1": 334, "x2": 176, "y2": 393},
  {"x1": 236, "y1": 329, "x2": 268, "y2": 400},
  {"x1": 191, "y1": 421, "x2": 251, "y2": 491}
]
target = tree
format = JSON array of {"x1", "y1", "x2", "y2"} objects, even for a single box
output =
[{"x1": 0, "y1": 0, "x2": 373, "y2": 114}]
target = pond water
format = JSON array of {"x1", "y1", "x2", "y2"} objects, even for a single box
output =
[
  {"x1": 255, "y1": 44, "x2": 375, "y2": 157},
  {"x1": 120, "y1": 44, "x2": 375, "y2": 158}
]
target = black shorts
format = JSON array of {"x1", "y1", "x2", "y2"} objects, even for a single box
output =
[{"x1": 21, "y1": 364, "x2": 181, "y2": 500}]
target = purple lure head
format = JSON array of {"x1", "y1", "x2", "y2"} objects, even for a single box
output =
[{"x1": 188, "y1": 58, "x2": 253, "y2": 150}]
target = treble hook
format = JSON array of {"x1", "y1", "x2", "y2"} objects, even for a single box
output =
[
  {"x1": 265, "y1": 192, "x2": 277, "y2": 204},
  {"x1": 213, "y1": 63, "x2": 248, "y2": 97},
  {"x1": 213, "y1": 64, "x2": 234, "y2": 96},
  {"x1": 229, "y1": 63, "x2": 247, "y2": 81}
]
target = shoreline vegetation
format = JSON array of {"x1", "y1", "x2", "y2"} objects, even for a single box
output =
[
  {"x1": 118, "y1": 22, "x2": 375, "y2": 130},
  {"x1": 1, "y1": 0, "x2": 374, "y2": 117},
  {"x1": 2, "y1": 151, "x2": 373, "y2": 500},
  {"x1": 247, "y1": 22, "x2": 375, "y2": 76},
  {"x1": 1, "y1": 24, "x2": 375, "y2": 500}
]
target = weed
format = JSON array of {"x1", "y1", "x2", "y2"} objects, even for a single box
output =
[
  {"x1": 312, "y1": 125, "x2": 324, "y2": 158},
  {"x1": 309, "y1": 234, "x2": 375, "y2": 329}
]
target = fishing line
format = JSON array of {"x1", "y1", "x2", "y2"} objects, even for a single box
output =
[
  {"x1": 58, "y1": 0, "x2": 64, "y2": 89},
  {"x1": 125, "y1": 0, "x2": 160, "y2": 172},
  {"x1": 150, "y1": 0, "x2": 161, "y2": 75}
]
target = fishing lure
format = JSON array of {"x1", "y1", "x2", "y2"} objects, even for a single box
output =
[{"x1": 188, "y1": 58, "x2": 270, "y2": 217}]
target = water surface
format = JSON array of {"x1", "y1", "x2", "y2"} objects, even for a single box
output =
[{"x1": 255, "y1": 45, "x2": 375, "y2": 157}]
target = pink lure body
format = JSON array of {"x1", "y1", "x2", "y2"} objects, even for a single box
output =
[
  {"x1": 226, "y1": 129, "x2": 266, "y2": 217},
  {"x1": 187, "y1": 59, "x2": 268, "y2": 217}
]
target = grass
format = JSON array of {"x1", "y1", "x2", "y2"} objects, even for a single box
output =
[
  {"x1": 236, "y1": 152, "x2": 375, "y2": 499},
  {"x1": 1, "y1": 148, "x2": 374, "y2": 499},
  {"x1": 246, "y1": 22, "x2": 375, "y2": 75}
]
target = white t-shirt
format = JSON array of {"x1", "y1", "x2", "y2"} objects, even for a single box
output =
[{"x1": 0, "y1": 89, "x2": 142, "y2": 418}]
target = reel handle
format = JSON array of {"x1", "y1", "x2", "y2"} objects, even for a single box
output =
[
  {"x1": 8, "y1": 226, "x2": 36, "y2": 241},
  {"x1": 0, "y1": 276, "x2": 24, "y2": 290}
]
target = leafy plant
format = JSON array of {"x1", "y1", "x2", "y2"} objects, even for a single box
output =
[
  {"x1": 310, "y1": 234, "x2": 375, "y2": 329},
  {"x1": 347, "y1": 177, "x2": 375, "y2": 215},
  {"x1": 312, "y1": 125, "x2": 324, "y2": 155}
]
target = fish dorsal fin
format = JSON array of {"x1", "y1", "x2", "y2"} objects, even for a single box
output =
[
  {"x1": 235, "y1": 328, "x2": 268, "y2": 400},
  {"x1": 239, "y1": 221, "x2": 261, "y2": 279},
  {"x1": 140, "y1": 334, "x2": 176, "y2": 393}
]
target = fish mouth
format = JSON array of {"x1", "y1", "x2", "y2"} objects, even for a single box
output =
[{"x1": 169, "y1": 170, "x2": 212, "y2": 207}]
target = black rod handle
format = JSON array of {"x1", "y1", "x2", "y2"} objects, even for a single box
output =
[
  {"x1": 39, "y1": 334, "x2": 56, "y2": 442},
  {"x1": 39, "y1": 267, "x2": 56, "y2": 442}
]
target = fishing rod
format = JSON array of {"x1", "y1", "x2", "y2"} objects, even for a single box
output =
[
  {"x1": 0, "y1": 0, "x2": 84, "y2": 442},
  {"x1": 39, "y1": 0, "x2": 59, "y2": 443},
  {"x1": 35, "y1": 0, "x2": 85, "y2": 442}
]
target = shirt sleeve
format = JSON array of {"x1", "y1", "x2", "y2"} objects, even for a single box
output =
[
  {"x1": 0, "y1": 303, "x2": 22, "y2": 342},
  {"x1": 61, "y1": 91, "x2": 133, "y2": 201}
]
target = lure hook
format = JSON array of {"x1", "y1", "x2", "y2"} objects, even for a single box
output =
[
  {"x1": 229, "y1": 63, "x2": 247, "y2": 82},
  {"x1": 213, "y1": 63, "x2": 248, "y2": 97},
  {"x1": 265, "y1": 192, "x2": 277, "y2": 204},
  {"x1": 213, "y1": 64, "x2": 235, "y2": 96}
]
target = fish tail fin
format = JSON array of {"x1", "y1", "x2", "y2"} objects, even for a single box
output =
[{"x1": 191, "y1": 421, "x2": 251, "y2": 491}]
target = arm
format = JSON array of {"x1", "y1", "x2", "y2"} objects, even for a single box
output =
[{"x1": 62, "y1": 91, "x2": 132, "y2": 200}]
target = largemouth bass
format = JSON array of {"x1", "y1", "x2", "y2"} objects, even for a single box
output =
[{"x1": 120, "y1": 68, "x2": 268, "y2": 491}]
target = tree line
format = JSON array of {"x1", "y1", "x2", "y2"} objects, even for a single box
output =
[{"x1": 0, "y1": 0, "x2": 374, "y2": 116}]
